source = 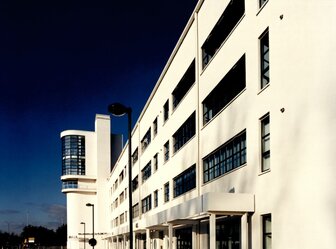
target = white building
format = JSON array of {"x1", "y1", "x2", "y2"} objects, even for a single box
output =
[{"x1": 60, "y1": 0, "x2": 336, "y2": 248}]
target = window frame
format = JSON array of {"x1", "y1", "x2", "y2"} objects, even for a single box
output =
[
  {"x1": 132, "y1": 147, "x2": 138, "y2": 165},
  {"x1": 262, "y1": 214, "x2": 272, "y2": 249},
  {"x1": 203, "y1": 131, "x2": 246, "y2": 183},
  {"x1": 132, "y1": 203, "x2": 139, "y2": 218},
  {"x1": 132, "y1": 175, "x2": 139, "y2": 192},
  {"x1": 141, "y1": 161, "x2": 152, "y2": 183},
  {"x1": 201, "y1": 0, "x2": 245, "y2": 69},
  {"x1": 164, "y1": 141, "x2": 170, "y2": 162},
  {"x1": 153, "y1": 153, "x2": 158, "y2": 171},
  {"x1": 259, "y1": 0, "x2": 269, "y2": 9},
  {"x1": 141, "y1": 128, "x2": 151, "y2": 153},
  {"x1": 164, "y1": 182, "x2": 169, "y2": 203},
  {"x1": 261, "y1": 114, "x2": 270, "y2": 172},
  {"x1": 172, "y1": 60, "x2": 196, "y2": 109},
  {"x1": 202, "y1": 54, "x2": 246, "y2": 125},
  {"x1": 173, "y1": 164, "x2": 196, "y2": 198},
  {"x1": 141, "y1": 195, "x2": 152, "y2": 214},
  {"x1": 153, "y1": 117, "x2": 158, "y2": 137},
  {"x1": 163, "y1": 100, "x2": 169, "y2": 122},
  {"x1": 154, "y1": 189, "x2": 158, "y2": 208},
  {"x1": 173, "y1": 112, "x2": 196, "y2": 153},
  {"x1": 259, "y1": 28, "x2": 270, "y2": 89}
]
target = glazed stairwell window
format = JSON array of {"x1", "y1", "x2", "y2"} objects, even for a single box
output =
[{"x1": 61, "y1": 135, "x2": 85, "y2": 175}]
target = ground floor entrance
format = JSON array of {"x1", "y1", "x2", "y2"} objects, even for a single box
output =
[{"x1": 107, "y1": 213, "x2": 250, "y2": 249}]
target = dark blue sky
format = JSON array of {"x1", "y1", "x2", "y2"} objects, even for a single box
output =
[{"x1": 0, "y1": 0, "x2": 196, "y2": 233}]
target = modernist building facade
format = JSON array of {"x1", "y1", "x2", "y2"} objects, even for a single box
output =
[{"x1": 60, "y1": 0, "x2": 336, "y2": 248}]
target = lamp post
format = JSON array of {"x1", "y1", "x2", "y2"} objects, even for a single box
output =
[
  {"x1": 108, "y1": 103, "x2": 133, "y2": 249},
  {"x1": 86, "y1": 203, "x2": 96, "y2": 248},
  {"x1": 80, "y1": 222, "x2": 86, "y2": 249}
]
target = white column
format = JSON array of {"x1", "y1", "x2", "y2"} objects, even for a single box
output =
[
  {"x1": 209, "y1": 213, "x2": 216, "y2": 249},
  {"x1": 146, "y1": 229, "x2": 151, "y2": 249},
  {"x1": 172, "y1": 237, "x2": 177, "y2": 249},
  {"x1": 192, "y1": 224, "x2": 198, "y2": 249},
  {"x1": 168, "y1": 224, "x2": 173, "y2": 249},
  {"x1": 241, "y1": 213, "x2": 248, "y2": 249},
  {"x1": 164, "y1": 230, "x2": 168, "y2": 249}
]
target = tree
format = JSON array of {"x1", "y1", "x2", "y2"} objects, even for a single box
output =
[
  {"x1": 21, "y1": 224, "x2": 67, "y2": 246},
  {"x1": 0, "y1": 231, "x2": 21, "y2": 248}
]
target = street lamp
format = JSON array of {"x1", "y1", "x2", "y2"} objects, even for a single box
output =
[
  {"x1": 86, "y1": 203, "x2": 96, "y2": 248},
  {"x1": 108, "y1": 102, "x2": 133, "y2": 249},
  {"x1": 80, "y1": 222, "x2": 86, "y2": 249}
]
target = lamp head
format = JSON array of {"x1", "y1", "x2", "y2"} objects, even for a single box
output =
[
  {"x1": 108, "y1": 103, "x2": 131, "y2": 116},
  {"x1": 80, "y1": 222, "x2": 85, "y2": 224},
  {"x1": 86, "y1": 203, "x2": 93, "y2": 207}
]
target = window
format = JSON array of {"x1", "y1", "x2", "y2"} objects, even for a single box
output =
[
  {"x1": 259, "y1": 0, "x2": 268, "y2": 8},
  {"x1": 216, "y1": 216, "x2": 241, "y2": 249},
  {"x1": 132, "y1": 148, "x2": 138, "y2": 165},
  {"x1": 141, "y1": 128, "x2": 151, "y2": 152},
  {"x1": 173, "y1": 112, "x2": 196, "y2": 153},
  {"x1": 164, "y1": 141, "x2": 170, "y2": 162},
  {"x1": 260, "y1": 29, "x2": 270, "y2": 88},
  {"x1": 141, "y1": 195, "x2": 152, "y2": 213},
  {"x1": 153, "y1": 117, "x2": 158, "y2": 136},
  {"x1": 172, "y1": 60, "x2": 196, "y2": 108},
  {"x1": 164, "y1": 182, "x2": 169, "y2": 202},
  {"x1": 141, "y1": 161, "x2": 152, "y2": 183},
  {"x1": 132, "y1": 175, "x2": 138, "y2": 192},
  {"x1": 153, "y1": 153, "x2": 158, "y2": 171},
  {"x1": 203, "y1": 55, "x2": 246, "y2": 125},
  {"x1": 261, "y1": 115, "x2": 270, "y2": 171},
  {"x1": 120, "y1": 213, "x2": 125, "y2": 224},
  {"x1": 61, "y1": 135, "x2": 85, "y2": 175},
  {"x1": 119, "y1": 192, "x2": 124, "y2": 204},
  {"x1": 176, "y1": 227, "x2": 192, "y2": 249},
  {"x1": 202, "y1": 0, "x2": 245, "y2": 68},
  {"x1": 203, "y1": 131, "x2": 246, "y2": 183},
  {"x1": 62, "y1": 180, "x2": 78, "y2": 189},
  {"x1": 119, "y1": 171, "x2": 124, "y2": 184},
  {"x1": 163, "y1": 100, "x2": 169, "y2": 122},
  {"x1": 173, "y1": 165, "x2": 196, "y2": 198},
  {"x1": 154, "y1": 190, "x2": 158, "y2": 207},
  {"x1": 132, "y1": 203, "x2": 139, "y2": 218},
  {"x1": 262, "y1": 214, "x2": 272, "y2": 249}
]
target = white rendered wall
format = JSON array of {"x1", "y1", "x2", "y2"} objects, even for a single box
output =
[
  {"x1": 64, "y1": 0, "x2": 336, "y2": 248},
  {"x1": 62, "y1": 115, "x2": 112, "y2": 249}
]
